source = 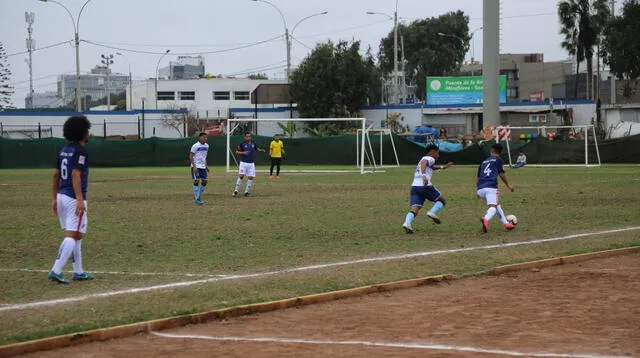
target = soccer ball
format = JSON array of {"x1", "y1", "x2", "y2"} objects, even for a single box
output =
[{"x1": 506, "y1": 214, "x2": 518, "y2": 225}]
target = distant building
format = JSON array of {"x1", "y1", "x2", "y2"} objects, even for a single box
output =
[
  {"x1": 129, "y1": 77, "x2": 288, "y2": 117},
  {"x1": 57, "y1": 65, "x2": 129, "y2": 109},
  {"x1": 25, "y1": 91, "x2": 64, "y2": 108},
  {"x1": 461, "y1": 53, "x2": 573, "y2": 103},
  {"x1": 158, "y1": 56, "x2": 205, "y2": 80}
]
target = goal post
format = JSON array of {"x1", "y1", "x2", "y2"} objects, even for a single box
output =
[
  {"x1": 501, "y1": 125, "x2": 602, "y2": 167},
  {"x1": 225, "y1": 117, "x2": 371, "y2": 173},
  {"x1": 356, "y1": 128, "x2": 401, "y2": 169}
]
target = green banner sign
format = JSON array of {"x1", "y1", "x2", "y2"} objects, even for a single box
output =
[{"x1": 426, "y1": 76, "x2": 507, "y2": 105}]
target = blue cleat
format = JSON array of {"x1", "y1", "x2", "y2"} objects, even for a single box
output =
[
  {"x1": 48, "y1": 271, "x2": 70, "y2": 284},
  {"x1": 196, "y1": 198, "x2": 205, "y2": 205},
  {"x1": 72, "y1": 272, "x2": 95, "y2": 281}
]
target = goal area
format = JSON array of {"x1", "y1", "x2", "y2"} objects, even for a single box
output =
[
  {"x1": 501, "y1": 125, "x2": 602, "y2": 167},
  {"x1": 225, "y1": 118, "x2": 399, "y2": 174}
]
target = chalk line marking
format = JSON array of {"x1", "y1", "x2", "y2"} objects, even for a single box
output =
[
  {"x1": 151, "y1": 332, "x2": 629, "y2": 358},
  {"x1": 1, "y1": 226, "x2": 638, "y2": 312},
  {"x1": 0, "y1": 268, "x2": 219, "y2": 278}
]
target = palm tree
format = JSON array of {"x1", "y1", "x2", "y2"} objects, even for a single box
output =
[{"x1": 558, "y1": 0, "x2": 610, "y2": 100}]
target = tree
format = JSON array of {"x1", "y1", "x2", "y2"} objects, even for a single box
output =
[
  {"x1": 0, "y1": 42, "x2": 14, "y2": 110},
  {"x1": 601, "y1": 0, "x2": 640, "y2": 99},
  {"x1": 558, "y1": 0, "x2": 610, "y2": 100},
  {"x1": 291, "y1": 40, "x2": 381, "y2": 124},
  {"x1": 277, "y1": 121, "x2": 297, "y2": 138},
  {"x1": 248, "y1": 73, "x2": 268, "y2": 80},
  {"x1": 378, "y1": 11, "x2": 470, "y2": 101}
]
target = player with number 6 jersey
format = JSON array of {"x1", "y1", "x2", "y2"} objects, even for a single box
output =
[
  {"x1": 402, "y1": 144, "x2": 454, "y2": 234},
  {"x1": 477, "y1": 143, "x2": 516, "y2": 232},
  {"x1": 48, "y1": 116, "x2": 94, "y2": 284}
]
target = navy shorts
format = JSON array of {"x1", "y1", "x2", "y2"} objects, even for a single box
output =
[
  {"x1": 409, "y1": 185, "x2": 441, "y2": 207},
  {"x1": 191, "y1": 168, "x2": 208, "y2": 180}
]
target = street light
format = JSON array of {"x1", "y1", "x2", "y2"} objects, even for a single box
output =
[
  {"x1": 367, "y1": 2, "x2": 399, "y2": 104},
  {"x1": 470, "y1": 27, "x2": 483, "y2": 64},
  {"x1": 100, "y1": 54, "x2": 114, "y2": 110},
  {"x1": 155, "y1": 49, "x2": 170, "y2": 110},
  {"x1": 39, "y1": 0, "x2": 94, "y2": 112},
  {"x1": 251, "y1": 0, "x2": 327, "y2": 82},
  {"x1": 116, "y1": 52, "x2": 133, "y2": 111}
]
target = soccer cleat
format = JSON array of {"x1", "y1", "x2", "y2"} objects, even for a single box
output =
[
  {"x1": 481, "y1": 218, "x2": 489, "y2": 233},
  {"x1": 504, "y1": 222, "x2": 515, "y2": 230},
  {"x1": 72, "y1": 272, "x2": 95, "y2": 281},
  {"x1": 195, "y1": 198, "x2": 205, "y2": 205},
  {"x1": 244, "y1": 192, "x2": 251, "y2": 197},
  {"x1": 48, "y1": 271, "x2": 69, "y2": 284},
  {"x1": 269, "y1": 175, "x2": 274, "y2": 179},
  {"x1": 232, "y1": 191, "x2": 238, "y2": 197},
  {"x1": 276, "y1": 176, "x2": 280, "y2": 179},
  {"x1": 402, "y1": 223, "x2": 414, "y2": 234},
  {"x1": 426, "y1": 212, "x2": 441, "y2": 224}
]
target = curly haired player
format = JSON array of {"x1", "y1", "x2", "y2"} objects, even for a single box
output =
[{"x1": 477, "y1": 143, "x2": 516, "y2": 232}]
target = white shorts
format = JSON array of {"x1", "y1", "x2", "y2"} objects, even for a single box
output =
[
  {"x1": 57, "y1": 193, "x2": 88, "y2": 234},
  {"x1": 477, "y1": 188, "x2": 500, "y2": 206},
  {"x1": 238, "y1": 162, "x2": 256, "y2": 177}
]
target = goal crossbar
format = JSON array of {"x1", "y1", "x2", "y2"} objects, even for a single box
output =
[{"x1": 225, "y1": 118, "x2": 370, "y2": 173}]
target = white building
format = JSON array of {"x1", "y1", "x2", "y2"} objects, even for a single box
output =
[
  {"x1": 128, "y1": 77, "x2": 288, "y2": 118},
  {"x1": 25, "y1": 91, "x2": 64, "y2": 108},
  {"x1": 158, "y1": 56, "x2": 206, "y2": 80}
]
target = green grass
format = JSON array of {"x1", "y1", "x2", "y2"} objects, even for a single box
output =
[{"x1": 0, "y1": 164, "x2": 639, "y2": 345}]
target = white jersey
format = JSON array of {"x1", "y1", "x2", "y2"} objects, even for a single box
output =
[
  {"x1": 411, "y1": 156, "x2": 436, "y2": 187},
  {"x1": 190, "y1": 142, "x2": 209, "y2": 169}
]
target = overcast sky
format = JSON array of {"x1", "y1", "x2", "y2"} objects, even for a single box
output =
[{"x1": 2, "y1": 0, "x2": 569, "y2": 107}]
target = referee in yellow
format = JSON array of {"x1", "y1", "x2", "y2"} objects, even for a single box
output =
[{"x1": 269, "y1": 134, "x2": 285, "y2": 179}]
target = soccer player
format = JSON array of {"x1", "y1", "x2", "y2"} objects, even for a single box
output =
[
  {"x1": 233, "y1": 133, "x2": 265, "y2": 197},
  {"x1": 189, "y1": 132, "x2": 210, "y2": 205},
  {"x1": 477, "y1": 143, "x2": 516, "y2": 232},
  {"x1": 402, "y1": 144, "x2": 454, "y2": 234},
  {"x1": 269, "y1": 134, "x2": 285, "y2": 179},
  {"x1": 48, "y1": 116, "x2": 94, "y2": 284}
]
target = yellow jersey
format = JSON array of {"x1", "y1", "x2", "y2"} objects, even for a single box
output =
[{"x1": 269, "y1": 140, "x2": 284, "y2": 158}]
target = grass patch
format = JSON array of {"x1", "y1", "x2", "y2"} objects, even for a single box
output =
[{"x1": 0, "y1": 165, "x2": 639, "y2": 344}]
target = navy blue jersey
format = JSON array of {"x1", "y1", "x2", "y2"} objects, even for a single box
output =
[
  {"x1": 477, "y1": 156, "x2": 504, "y2": 190},
  {"x1": 56, "y1": 143, "x2": 89, "y2": 200},
  {"x1": 237, "y1": 142, "x2": 260, "y2": 163}
]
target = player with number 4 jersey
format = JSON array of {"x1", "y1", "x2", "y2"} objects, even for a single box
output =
[
  {"x1": 477, "y1": 143, "x2": 515, "y2": 232},
  {"x1": 48, "y1": 116, "x2": 94, "y2": 284}
]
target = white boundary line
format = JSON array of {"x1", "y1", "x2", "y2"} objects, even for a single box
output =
[
  {"x1": 0, "y1": 268, "x2": 219, "y2": 278},
  {"x1": 151, "y1": 332, "x2": 629, "y2": 358},
  {"x1": 1, "y1": 226, "x2": 638, "y2": 312}
]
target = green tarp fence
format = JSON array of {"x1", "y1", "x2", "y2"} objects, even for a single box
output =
[{"x1": 1, "y1": 134, "x2": 639, "y2": 169}]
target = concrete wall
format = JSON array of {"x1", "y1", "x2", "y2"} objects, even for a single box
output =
[{"x1": 603, "y1": 106, "x2": 640, "y2": 138}]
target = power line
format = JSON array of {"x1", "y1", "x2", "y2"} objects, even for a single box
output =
[
  {"x1": 223, "y1": 60, "x2": 287, "y2": 77},
  {"x1": 81, "y1": 34, "x2": 284, "y2": 56},
  {"x1": 291, "y1": 36, "x2": 314, "y2": 51},
  {"x1": 6, "y1": 40, "x2": 73, "y2": 58},
  {"x1": 295, "y1": 19, "x2": 390, "y2": 39},
  {"x1": 84, "y1": 38, "x2": 285, "y2": 48}
]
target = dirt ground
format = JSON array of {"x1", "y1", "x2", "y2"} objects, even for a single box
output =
[{"x1": 20, "y1": 253, "x2": 640, "y2": 358}]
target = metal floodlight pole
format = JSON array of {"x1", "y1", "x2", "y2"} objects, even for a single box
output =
[
  {"x1": 155, "y1": 49, "x2": 170, "y2": 109},
  {"x1": 100, "y1": 53, "x2": 114, "y2": 110},
  {"x1": 39, "y1": 0, "x2": 94, "y2": 112},
  {"x1": 116, "y1": 52, "x2": 133, "y2": 110}
]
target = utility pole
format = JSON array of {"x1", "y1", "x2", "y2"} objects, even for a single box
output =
[
  {"x1": 482, "y1": 0, "x2": 500, "y2": 127},
  {"x1": 401, "y1": 34, "x2": 406, "y2": 102},
  {"x1": 610, "y1": 0, "x2": 616, "y2": 104},
  {"x1": 393, "y1": 7, "x2": 399, "y2": 104},
  {"x1": 101, "y1": 54, "x2": 114, "y2": 110},
  {"x1": 25, "y1": 12, "x2": 35, "y2": 109}
]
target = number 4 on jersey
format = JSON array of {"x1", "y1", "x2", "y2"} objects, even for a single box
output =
[{"x1": 483, "y1": 165, "x2": 492, "y2": 177}]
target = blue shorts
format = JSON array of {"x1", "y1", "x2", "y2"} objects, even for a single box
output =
[
  {"x1": 409, "y1": 185, "x2": 441, "y2": 207},
  {"x1": 191, "y1": 168, "x2": 208, "y2": 181}
]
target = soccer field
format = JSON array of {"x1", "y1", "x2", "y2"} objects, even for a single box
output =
[{"x1": 1, "y1": 165, "x2": 639, "y2": 345}]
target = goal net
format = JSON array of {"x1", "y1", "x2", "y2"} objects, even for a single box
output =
[
  {"x1": 225, "y1": 118, "x2": 396, "y2": 174},
  {"x1": 499, "y1": 125, "x2": 602, "y2": 167},
  {"x1": 356, "y1": 128, "x2": 400, "y2": 171}
]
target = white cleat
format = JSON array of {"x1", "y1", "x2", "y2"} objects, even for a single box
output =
[
  {"x1": 426, "y1": 212, "x2": 441, "y2": 224},
  {"x1": 402, "y1": 223, "x2": 414, "y2": 234}
]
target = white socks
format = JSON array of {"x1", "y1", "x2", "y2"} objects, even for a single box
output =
[
  {"x1": 484, "y1": 207, "x2": 497, "y2": 221},
  {"x1": 235, "y1": 178, "x2": 242, "y2": 191},
  {"x1": 72, "y1": 240, "x2": 84, "y2": 274},
  {"x1": 51, "y1": 237, "x2": 75, "y2": 274},
  {"x1": 245, "y1": 180, "x2": 253, "y2": 193},
  {"x1": 496, "y1": 205, "x2": 508, "y2": 224}
]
